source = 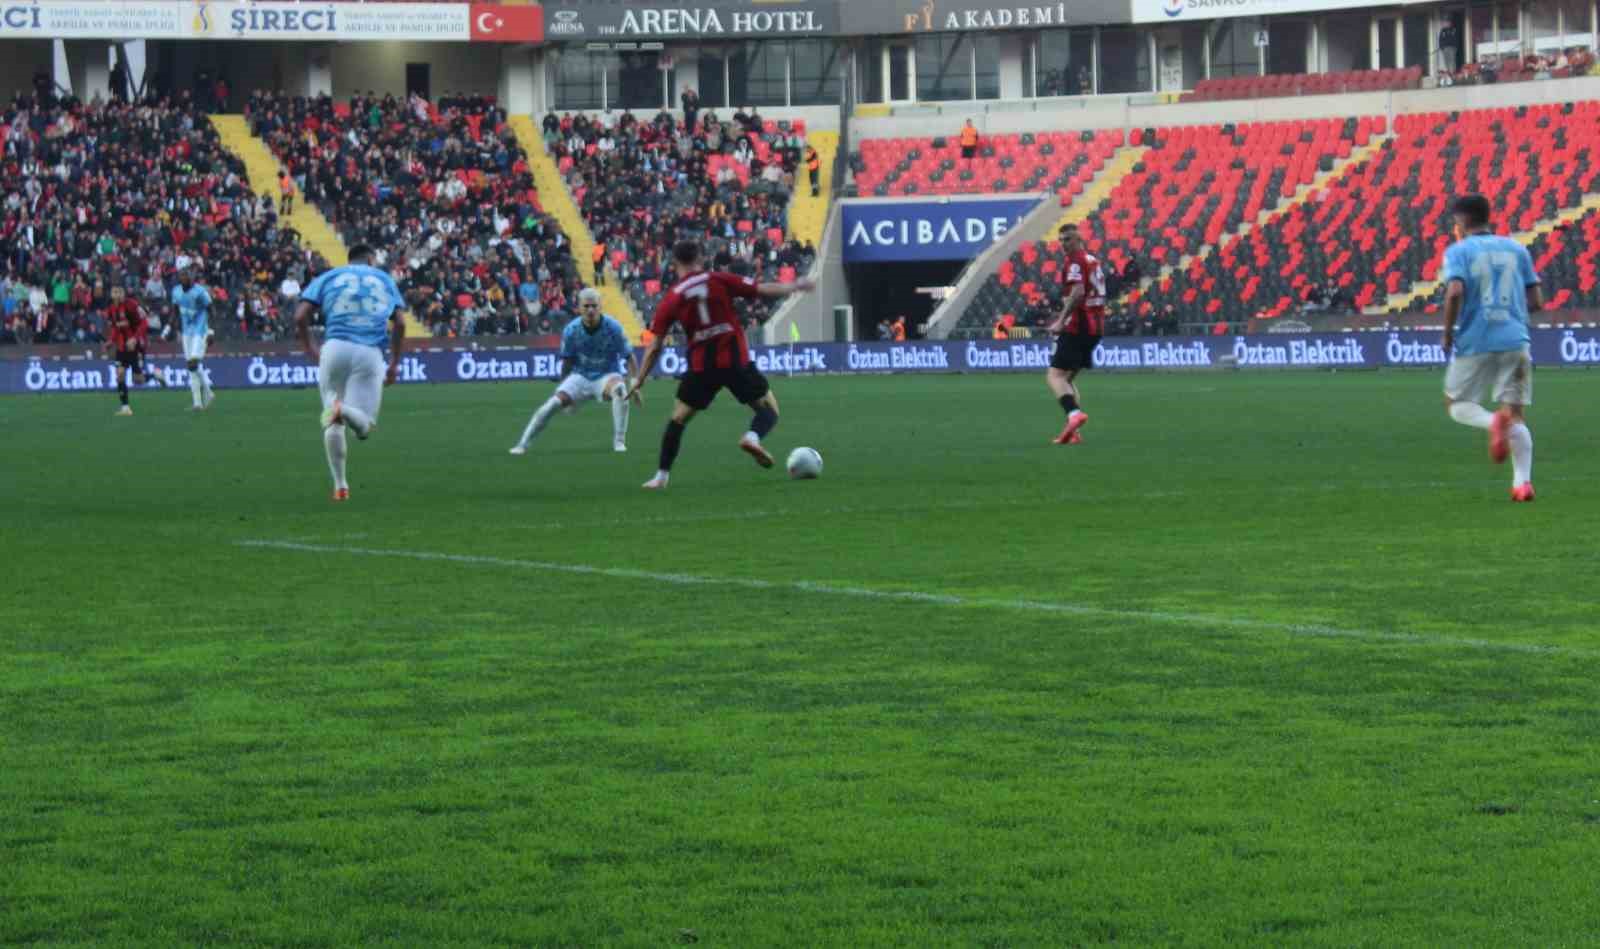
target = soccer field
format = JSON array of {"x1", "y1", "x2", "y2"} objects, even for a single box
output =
[{"x1": 4, "y1": 370, "x2": 1598, "y2": 945}]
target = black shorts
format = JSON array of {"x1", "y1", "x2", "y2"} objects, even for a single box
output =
[
  {"x1": 677, "y1": 364, "x2": 770, "y2": 411},
  {"x1": 115, "y1": 350, "x2": 147, "y2": 373},
  {"x1": 961, "y1": 145, "x2": 977, "y2": 159},
  {"x1": 1051, "y1": 334, "x2": 1101, "y2": 372}
]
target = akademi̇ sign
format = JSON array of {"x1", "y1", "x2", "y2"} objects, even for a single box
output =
[
  {"x1": 0, "y1": 0, "x2": 543, "y2": 41},
  {"x1": 1132, "y1": 0, "x2": 1430, "y2": 24}
]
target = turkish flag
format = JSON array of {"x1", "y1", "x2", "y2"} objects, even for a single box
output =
[{"x1": 470, "y1": 4, "x2": 543, "y2": 42}]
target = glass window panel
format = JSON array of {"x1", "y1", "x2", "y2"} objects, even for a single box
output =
[
  {"x1": 1099, "y1": 27, "x2": 1151, "y2": 93},
  {"x1": 1531, "y1": 1, "x2": 1562, "y2": 52},
  {"x1": 729, "y1": 40, "x2": 787, "y2": 108},
  {"x1": 790, "y1": 39, "x2": 841, "y2": 106},
  {"x1": 973, "y1": 36, "x2": 1001, "y2": 99},
  {"x1": 1209, "y1": 18, "x2": 1262, "y2": 78},
  {"x1": 614, "y1": 51, "x2": 666, "y2": 110},
  {"x1": 1267, "y1": 20, "x2": 1308, "y2": 74},
  {"x1": 696, "y1": 47, "x2": 727, "y2": 109},
  {"x1": 1036, "y1": 28, "x2": 1092, "y2": 96},
  {"x1": 1560, "y1": 0, "x2": 1593, "y2": 49},
  {"x1": 554, "y1": 49, "x2": 602, "y2": 110},
  {"x1": 915, "y1": 34, "x2": 972, "y2": 101}
]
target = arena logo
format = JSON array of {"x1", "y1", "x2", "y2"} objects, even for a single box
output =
[
  {"x1": 904, "y1": 1, "x2": 1082, "y2": 32},
  {"x1": 548, "y1": 9, "x2": 585, "y2": 35},
  {"x1": 1556, "y1": 330, "x2": 1600, "y2": 364}
]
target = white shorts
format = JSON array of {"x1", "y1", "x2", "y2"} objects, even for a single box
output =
[
  {"x1": 556, "y1": 373, "x2": 624, "y2": 406},
  {"x1": 182, "y1": 332, "x2": 210, "y2": 360},
  {"x1": 319, "y1": 339, "x2": 386, "y2": 423},
  {"x1": 1444, "y1": 347, "x2": 1533, "y2": 406}
]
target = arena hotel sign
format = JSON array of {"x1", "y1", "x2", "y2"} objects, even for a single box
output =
[
  {"x1": 541, "y1": 0, "x2": 836, "y2": 39},
  {"x1": 0, "y1": 0, "x2": 544, "y2": 41}
]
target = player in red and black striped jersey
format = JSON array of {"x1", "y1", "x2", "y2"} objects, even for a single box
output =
[
  {"x1": 1044, "y1": 223, "x2": 1105, "y2": 446},
  {"x1": 103, "y1": 286, "x2": 167, "y2": 415},
  {"x1": 627, "y1": 240, "x2": 816, "y2": 490}
]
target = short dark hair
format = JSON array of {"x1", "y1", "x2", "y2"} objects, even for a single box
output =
[
  {"x1": 1059, "y1": 223, "x2": 1080, "y2": 239},
  {"x1": 672, "y1": 240, "x2": 702, "y2": 267},
  {"x1": 1451, "y1": 195, "x2": 1491, "y2": 229},
  {"x1": 348, "y1": 244, "x2": 375, "y2": 264}
]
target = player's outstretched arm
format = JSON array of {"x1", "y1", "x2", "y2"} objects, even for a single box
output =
[
  {"x1": 756, "y1": 277, "x2": 816, "y2": 299},
  {"x1": 629, "y1": 337, "x2": 666, "y2": 399},
  {"x1": 385, "y1": 312, "x2": 408, "y2": 386},
  {"x1": 294, "y1": 300, "x2": 320, "y2": 361}
]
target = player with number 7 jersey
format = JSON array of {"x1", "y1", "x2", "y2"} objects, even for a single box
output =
[{"x1": 627, "y1": 240, "x2": 816, "y2": 490}]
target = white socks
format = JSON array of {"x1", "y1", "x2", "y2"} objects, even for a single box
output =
[
  {"x1": 324, "y1": 424, "x2": 348, "y2": 490},
  {"x1": 611, "y1": 391, "x2": 630, "y2": 443},
  {"x1": 517, "y1": 397, "x2": 561, "y2": 449},
  {"x1": 1509, "y1": 422, "x2": 1533, "y2": 487},
  {"x1": 189, "y1": 371, "x2": 204, "y2": 407},
  {"x1": 1449, "y1": 401, "x2": 1494, "y2": 430}
]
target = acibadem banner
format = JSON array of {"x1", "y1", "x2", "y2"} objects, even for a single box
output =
[{"x1": 7, "y1": 331, "x2": 1600, "y2": 395}]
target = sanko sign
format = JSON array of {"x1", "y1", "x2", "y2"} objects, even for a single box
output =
[
  {"x1": 0, "y1": 1, "x2": 544, "y2": 41},
  {"x1": 540, "y1": 0, "x2": 837, "y2": 39},
  {"x1": 842, "y1": 196, "x2": 1043, "y2": 264}
]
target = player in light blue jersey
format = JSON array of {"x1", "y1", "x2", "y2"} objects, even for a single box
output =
[
  {"x1": 1440, "y1": 194, "x2": 1544, "y2": 502},
  {"x1": 293, "y1": 245, "x2": 409, "y2": 502},
  {"x1": 170, "y1": 269, "x2": 215, "y2": 411},
  {"x1": 511, "y1": 288, "x2": 640, "y2": 455}
]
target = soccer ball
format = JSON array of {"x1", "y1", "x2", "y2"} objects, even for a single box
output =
[{"x1": 786, "y1": 447, "x2": 823, "y2": 480}]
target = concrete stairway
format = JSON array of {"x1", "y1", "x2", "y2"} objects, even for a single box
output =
[
  {"x1": 209, "y1": 114, "x2": 432, "y2": 338},
  {"x1": 788, "y1": 130, "x2": 838, "y2": 249},
  {"x1": 508, "y1": 114, "x2": 644, "y2": 340},
  {"x1": 1052, "y1": 144, "x2": 1146, "y2": 233}
]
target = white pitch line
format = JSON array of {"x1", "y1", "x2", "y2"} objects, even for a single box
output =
[{"x1": 236, "y1": 540, "x2": 1589, "y2": 659}]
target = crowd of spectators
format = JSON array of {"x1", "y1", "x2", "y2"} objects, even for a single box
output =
[
  {"x1": 542, "y1": 103, "x2": 816, "y2": 329},
  {"x1": 1439, "y1": 47, "x2": 1596, "y2": 87},
  {"x1": 248, "y1": 90, "x2": 584, "y2": 338},
  {"x1": 2, "y1": 89, "x2": 319, "y2": 346}
]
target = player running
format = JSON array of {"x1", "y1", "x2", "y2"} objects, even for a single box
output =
[
  {"x1": 293, "y1": 245, "x2": 409, "y2": 502},
  {"x1": 626, "y1": 240, "x2": 815, "y2": 490},
  {"x1": 1440, "y1": 194, "x2": 1542, "y2": 502},
  {"x1": 170, "y1": 268, "x2": 216, "y2": 411},
  {"x1": 104, "y1": 286, "x2": 168, "y2": 415},
  {"x1": 1044, "y1": 223, "x2": 1105, "y2": 445},
  {"x1": 511, "y1": 288, "x2": 640, "y2": 456}
]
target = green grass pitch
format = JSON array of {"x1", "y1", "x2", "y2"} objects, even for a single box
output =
[{"x1": 3, "y1": 370, "x2": 1599, "y2": 945}]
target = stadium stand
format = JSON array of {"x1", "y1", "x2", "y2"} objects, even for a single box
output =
[
  {"x1": 542, "y1": 109, "x2": 816, "y2": 331},
  {"x1": 955, "y1": 116, "x2": 1376, "y2": 336},
  {"x1": 1136, "y1": 102, "x2": 1600, "y2": 324},
  {"x1": 1, "y1": 92, "x2": 320, "y2": 345},
  {"x1": 247, "y1": 91, "x2": 584, "y2": 339},
  {"x1": 1184, "y1": 68, "x2": 1423, "y2": 103},
  {"x1": 853, "y1": 129, "x2": 1122, "y2": 201}
]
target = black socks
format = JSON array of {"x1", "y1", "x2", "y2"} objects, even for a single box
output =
[
  {"x1": 659, "y1": 420, "x2": 686, "y2": 471},
  {"x1": 751, "y1": 406, "x2": 778, "y2": 439}
]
